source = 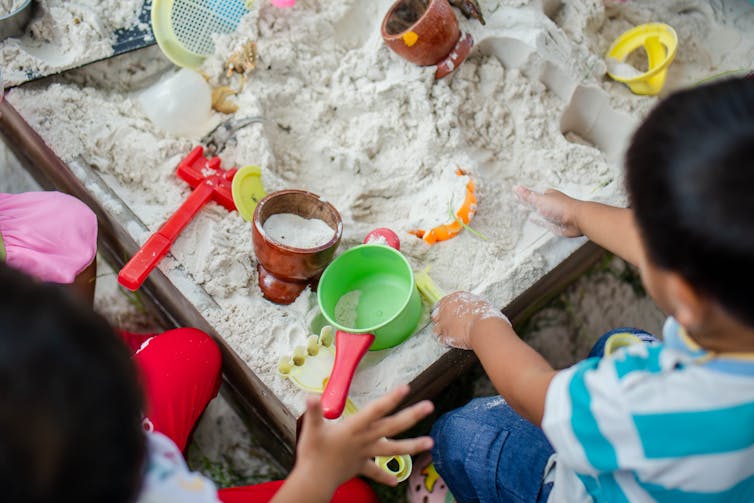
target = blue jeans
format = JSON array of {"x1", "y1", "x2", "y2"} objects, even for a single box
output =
[{"x1": 430, "y1": 328, "x2": 658, "y2": 503}]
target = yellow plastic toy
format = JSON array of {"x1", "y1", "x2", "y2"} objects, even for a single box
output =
[
  {"x1": 415, "y1": 266, "x2": 444, "y2": 305},
  {"x1": 606, "y1": 23, "x2": 678, "y2": 96},
  {"x1": 231, "y1": 165, "x2": 266, "y2": 221},
  {"x1": 278, "y1": 326, "x2": 413, "y2": 483},
  {"x1": 152, "y1": 0, "x2": 254, "y2": 69}
]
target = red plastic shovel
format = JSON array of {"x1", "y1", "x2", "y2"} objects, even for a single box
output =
[{"x1": 118, "y1": 146, "x2": 237, "y2": 290}]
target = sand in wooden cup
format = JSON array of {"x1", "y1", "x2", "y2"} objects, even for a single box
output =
[{"x1": 252, "y1": 189, "x2": 343, "y2": 304}]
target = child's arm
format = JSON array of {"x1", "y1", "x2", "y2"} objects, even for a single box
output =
[
  {"x1": 432, "y1": 292, "x2": 556, "y2": 426},
  {"x1": 270, "y1": 385, "x2": 434, "y2": 503},
  {"x1": 515, "y1": 186, "x2": 643, "y2": 267}
]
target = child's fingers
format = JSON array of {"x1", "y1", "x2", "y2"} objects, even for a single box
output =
[
  {"x1": 349, "y1": 384, "x2": 411, "y2": 430},
  {"x1": 370, "y1": 400, "x2": 434, "y2": 439},
  {"x1": 516, "y1": 186, "x2": 567, "y2": 222},
  {"x1": 431, "y1": 300, "x2": 446, "y2": 325},
  {"x1": 431, "y1": 291, "x2": 466, "y2": 321},
  {"x1": 513, "y1": 185, "x2": 546, "y2": 213},
  {"x1": 514, "y1": 185, "x2": 539, "y2": 210},
  {"x1": 301, "y1": 395, "x2": 324, "y2": 433},
  {"x1": 431, "y1": 294, "x2": 454, "y2": 324},
  {"x1": 529, "y1": 215, "x2": 565, "y2": 235},
  {"x1": 361, "y1": 460, "x2": 400, "y2": 486},
  {"x1": 369, "y1": 436, "x2": 434, "y2": 458}
]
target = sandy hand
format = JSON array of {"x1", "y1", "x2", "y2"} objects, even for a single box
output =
[
  {"x1": 514, "y1": 186, "x2": 583, "y2": 238},
  {"x1": 431, "y1": 291, "x2": 510, "y2": 350}
]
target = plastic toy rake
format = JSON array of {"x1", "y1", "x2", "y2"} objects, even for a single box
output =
[{"x1": 118, "y1": 146, "x2": 237, "y2": 290}]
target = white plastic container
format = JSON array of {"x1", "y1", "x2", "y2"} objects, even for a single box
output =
[{"x1": 137, "y1": 68, "x2": 212, "y2": 137}]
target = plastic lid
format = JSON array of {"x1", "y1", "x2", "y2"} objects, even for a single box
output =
[{"x1": 231, "y1": 165, "x2": 266, "y2": 221}]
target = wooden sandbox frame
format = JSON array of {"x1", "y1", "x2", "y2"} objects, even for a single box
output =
[{"x1": 0, "y1": 98, "x2": 604, "y2": 467}]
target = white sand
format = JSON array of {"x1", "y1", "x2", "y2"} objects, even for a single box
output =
[
  {"x1": 0, "y1": 0, "x2": 147, "y2": 87},
  {"x1": 6, "y1": 0, "x2": 754, "y2": 419},
  {"x1": 262, "y1": 213, "x2": 335, "y2": 249},
  {"x1": 606, "y1": 57, "x2": 643, "y2": 79},
  {"x1": 334, "y1": 290, "x2": 361, "y2": 328}
]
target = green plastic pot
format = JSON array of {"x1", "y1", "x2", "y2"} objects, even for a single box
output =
[{"x1": 317, "y1": 244, "x2": 422, "y2": 419}]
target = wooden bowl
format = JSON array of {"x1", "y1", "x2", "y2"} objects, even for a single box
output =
[
  {"x1": 252, "y1": 190, "x2": 343, "y2": 304},
  {"x1": 381, "y1": 0, "x2": 460, "y2": 67}
]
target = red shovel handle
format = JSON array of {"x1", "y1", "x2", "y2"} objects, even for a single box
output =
[
  {"x1": 321, "y1": 331, "x2": 375, "y2": 419},
  {"x1": 118, "y1": 233, "x2": 173, "y2": 291},
  {"x1": 118, "y1": 182, "x2": 214, "y2": 290}
]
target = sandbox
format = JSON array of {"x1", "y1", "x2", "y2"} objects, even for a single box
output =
[
  {"x1": 2, "y1": 0, "x2": 753, "y2": 458},
  {"x1": 0, "y1": 0, "x2": 152, "y2": 86}
]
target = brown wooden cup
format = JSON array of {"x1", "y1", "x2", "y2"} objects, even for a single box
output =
[
  {"x1": 381, "y1": 0, "x2": 461, "y2": 67},
  {"x1": 252, "y1": 189, "x2": 343, "y2": 304}
]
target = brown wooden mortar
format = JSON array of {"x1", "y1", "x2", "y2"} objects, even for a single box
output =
[
  {"x1": 381, "y1": 0, "x2": 461, "y2": 66},
  {"x1": 252, "y1": 189, "x2": 342, "y2": 304}
]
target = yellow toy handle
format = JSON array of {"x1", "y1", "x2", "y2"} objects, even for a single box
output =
[
  {"x1": 642, "y1": 35, "x2": 668, "y2": 95},
  {"x1": 415, "y1": 266, "x2": 445, "y2": 305}
]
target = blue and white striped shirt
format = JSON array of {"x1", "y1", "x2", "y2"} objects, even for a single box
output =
[{"x1": 542, "y1": 318, "x2": 754, "y2": 502}]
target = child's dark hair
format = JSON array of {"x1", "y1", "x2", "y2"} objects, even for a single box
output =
[
  {"x1": 0, "y1": 264, "x2": 146, "y2": 503},
  {"x1": 626, "y1": 77, "x2": 754, "y2": 327}
]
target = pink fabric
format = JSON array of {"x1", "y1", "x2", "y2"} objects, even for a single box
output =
[{"x1": 0, "y1": 191, "x2": 97, "y2": 284}]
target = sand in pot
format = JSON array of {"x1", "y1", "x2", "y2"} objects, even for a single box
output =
[
  {"x1": 335, "y1": 290, "x2": 362, "y2": 328},
  {"x1": 262, "y1": 213, "x2": 335, "y2": 249}
]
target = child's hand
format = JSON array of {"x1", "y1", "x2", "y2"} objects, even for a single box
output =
[
  {"x1": 514, "y1": 185, "x2": 583, "y2": 237},
  {"x1": 293, "y1": 385, "x2": 434, "y2": 493},
  {"x1": 432, "y1": 291, "x2": 510, "y2": 350}
]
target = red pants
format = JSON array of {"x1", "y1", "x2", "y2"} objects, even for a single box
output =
[{"x1": 124, "y1": 328, "x2": 378, "y2": 503}]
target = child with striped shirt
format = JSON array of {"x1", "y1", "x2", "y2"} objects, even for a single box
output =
[{"x1": 430, "y1": 77, "x2": 754, "y2": 502}]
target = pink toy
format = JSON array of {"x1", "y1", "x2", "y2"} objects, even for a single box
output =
[
  {"x1": 363, "y1": 227, "x2": 400, "y2": 250},
  {"x1": 271, "y1": 0, "x2": 295, "y2": 7}
]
